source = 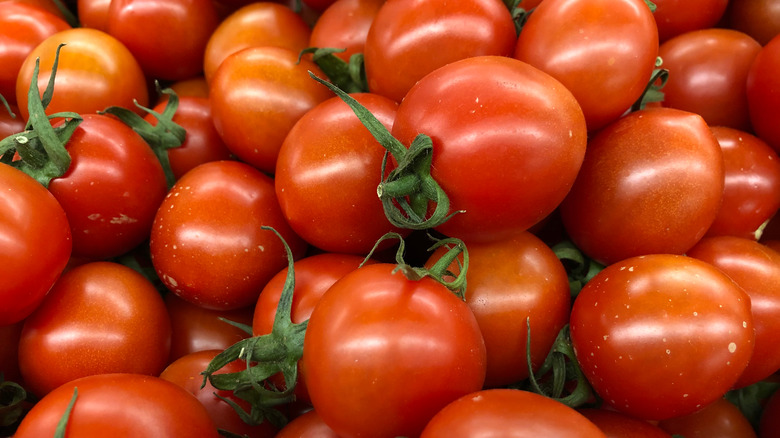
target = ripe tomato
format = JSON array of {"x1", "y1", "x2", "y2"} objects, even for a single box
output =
[
  {"x1": 209, "y1": 46, "x2": 332, "y2": 174},
  {"x1": 658, "y1": 397, "x2": 757, "y2": 438},
  {"x1": 0, "y1": 102, "x2": 25, "y2": 138},
  {"x1": 77, "y1": 0, "x2": 111, "y2": 31},
  {"x1": 275, "y1": 409, "x2": 339, "y2": 438},
  {"x1": 0, "y1": 164, "x2": 71, "y2": 326},
  {"x1": 18, "y1": 262, "x2": 171, "y2": 397},
  {"x1": 303, "y1": 263, "x2": 487, "y2": 438},
  {"x1": 420, "y1": 389, "x2": 607, "y2": 437},
  {"x1": 706, "y1": 126, "x2": 780, "y2": 240},
  {"x1": 658, "y1": 28, "x2": 761, "y2": 131},
  {"x1": 309, "y1": 0, "x2": 384, "y2": 63},
  {"x1": 746, "y1": 33, "x2": 780, "y2": 153},
  {"x1": 390, "y1": 55, "x2": 587, "y2": 242},
  {"x1": 0, "y1": 1, "x2": 69, "y2": 105},
  {"x1": 0, "y1": 0, "x2": 69, "y2": 19},
  {"x1": 16, "y1": 27, "x2": 149, "y2": 120},
  {"x1": 560, "y1": 108, "x2": 724, "y2": 265},
  {"x1": 651, "y1": 0, "x2": 729, "y2": 42},
  {"x1": 726, "y1": 0, "x2": 780, "y2": 46},
  {"x1": 514, "y1": 0, "x2": 658, "y2": 131},
  {"x1": 363, "y1": 0, "x2": 516, "y2": 102},
  {"x1": 13, "y1": 373, "x2": 220, "y2": 437},
  {"x1": 150, "y1": 160, "x2": 308, "y2": 311},
  {"x1": 578, "y1": 408, "x2": 673, "y2": 437},
  {"x1": 570, "y1": 254, "x2": 754, "y2": 420}
]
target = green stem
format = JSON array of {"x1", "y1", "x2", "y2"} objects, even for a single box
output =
[
  {"x1": 54, "y1": 388, "x2": 77, "y2": 438},
  {"x1": 299, "y1": 47, "x2": 368, "y2": 93},
  {"x1": 552, "y1": 240, "x2": 604, "y2": 299}
]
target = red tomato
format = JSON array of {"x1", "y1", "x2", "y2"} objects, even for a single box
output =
[
  {"x1": 0, "y1": 103, "x2": 25, "y2": 138},
  {"x1": 658, "y1": 397, "x2": 757, "y2": 438},
  {"x1": 77, "y1": 0, "x2": 111, "y2": 31},
  {"x1": 760, "y1": 388, "x2": 780, "y2": 438},
  {"x1": 275, "y1": 93, "x2": 407, "y2": 254},
  {"x1": 0, "y1": 1, "x2": 69, "y2": 105},
  {"x1": 0, "y1": 164, "x2": 71, "y2": 326},
  {"x1": 275, "y1": 409, "x2": 340, "y2": 438},
  {"x1": 726, "y1": 0, "x2": 780, "y2": 46},
  {"x1": 303, "y1": 263, "x2": 487, "y2": 438},
  {"x1": 658, "y1": 28, "x2": 761, "y2": 131},
  {"x1": 14, "y1": 373, "x2": 220, "y2": 437},
  {"x1": 652, "y1": 0, "x2": 729, "y2": 42},
  {"x1": 390, "y1": 55, "x2": 587, "y2": 242},
  {"x1": 209, "y1": 46, "x2": 332, "y2": 174},
  {"x1": 560, "y1": 108, "x2": 724, "y2": 265},
  {"x1": 747, "y1": 34, "x2": 780, "y2": 153},
  {"x1": 420, "y1": 389, "x2": 607, "y2": 438},
  {"x1": 363, "y1": 0, "x2": 516, "y2": 102},
  {"x1": 425, "y1": 231, "x2": 571, "y2": 388},
  {"x1": 514, "y1": 0, "x2": 658, "y2": 131},
  {"x1": 687, "y1": 236, "x2": 780, "y2": 388},
  {"x1": 578, "y1": 408, "x2": 672, "y2": 437},
  {"x1": 107, "y1": 0, "x2": 219, "y2": 80},
  {"x1": 0, "y1": 0, "x2": 69, "y2": 19},
  {"x1": 160, "y1": 350, "x2": 277, "y2": 438},
  {"x1": 150, "y1": 160, "x2": 308, "y2": 311},
  {"x1": 707, "y1": 126, "x2": 780, "y2": 240},
  {"x1": 16, "y1": 27, "x2": 149, "y2": 120},
  {"x1": 309, "y1": 0, "x2": 384, "y2": 62},
  {"x1": 203, "y1": 2, "x2": 311, "y2": 83},
  {"x1": 18, "y1": 262, "x2": 171, "y2": 397},
  {"x1": 164, "y1": 77, "x2": 209, "y2": 101},
  {"x1": 570, "y1": 254, "x2": 754, "y2": 420}
]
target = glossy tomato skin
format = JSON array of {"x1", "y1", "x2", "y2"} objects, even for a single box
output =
[
  {"x1": 364, "y1": 0, "x2": 516, "y2": 102},
  {"x1": 659, "y1": 28, "x2": 761, "y2": 131},
  {"x1": 160, "y1": 350, "x2": 278, "y2": 438},
  {"x1": 560, "y1": 107, "x2": 724, "y2": 265},
  {"x1": 0, "y1": 103, "x2": 25, "y2": 138},
  {"x1": 0, "y1": 164, "x2": 71, "y2": 326},
  {"x1": 391, "y1": 55, "x2": 587, "y2": 242},
  {"x1": 747, "y1": 34, "x2": 780, "y2": 154},
  {"x1": 275, "y1": 409, "x2": 340, "y2": 438},
  {"x1": 303, "y1": 263, "x2": 487, "y2": 438},
  {"x1": 150, "y1": 160, "x2": 308, "y2": 311},
  {"x1": 726, "y1": 0, "x2": 780, "y2": 46},
  {"x1": 570, "y1": 254, "x2": 754, "y2": 420},
  {"x1": 425, "y1": 231, "x2": 571, "y2": 388},
  {"x1": 275, "y1": 93, "x2": 407, "y2": 254},
  {"x1": 14, "y1": 373, "x2": 220, "y2": 437},
  {"x1": 707, "y1": 126, "x2": 780, "y2": 239},
  {"x1": 687, "y1": 236, "x2": 780, "y2": 388},
  {"x1": 658, "y1": 397, "x2": 757, "y2": 438},
  {"x1": 16, "y1": 28, "x2": 149, "y2": 120},
  {"x1": 420, "y1": 389, "x2": 607, "y2": 438},
  {"x1": 0, "y1": 1, "x2": 70, "y2": 105},
  {"x1": 514, "y1": 0, "x2": 658, "y2": 131},
  {"x1": 77, "y1": 0, "x2": 111, "y2": 31},
  {"x1": 578, "y1": 408, "x2": 672, "y2": 437},
  {"x1": 209, "y1": 46, "x2": 332, "y2": 174},
  {"x1": 18, "y1": 262, "x2": 171, "y2": 398},
  {"x1": 309, "y1": 0, "x2": 384, "y2": 62},
  {"x1": 652, "y1": 0, "x2": 728, "y2": 42}
]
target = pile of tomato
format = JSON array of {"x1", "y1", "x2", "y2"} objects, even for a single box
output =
[{"x1": 2, "y1": 0, "x2": 780, "y2": 436}]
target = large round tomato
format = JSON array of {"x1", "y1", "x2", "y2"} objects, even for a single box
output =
[
  {"x1": 18, "y1": 261, "x2": 171, "y2": 398},
  {"x1": 514, "y1": 0, "x2": 658, "y2": 131},
  {"x1": 560, "y1": 107, "x2": 724, "y2": 265},
  {"x1": 652, "y1": 0, "x2": 729, "y2": 42},
  {"x1": 657, "y1": 397, "x2": 757, "y2": 438},
  {"x1": 16, "y1": 27, "x2": 148, "y2": 120},
  {"x1": 578, "y1": 408, "x2": 673, "y2": 437},
  {"x1": 13, "y1": 373, "x2": 220, "y2": 437},
  {"x1": 570, "y1": 254, "x2": 754, "y2": 420},
  {"x1": 746, "y1": 33, "x2": 780, "y2": 153},
  {"x1": 0, "y1": 163, "x2": 71, "y2": 326},
  {"x1": 303, "y1": 263, "x2": 487, "y2": 438},
  {"x1": 309, "y1": 0, "x2": 384, "y2": 62},
  {"x1": 275, "y1": 409, "x2": 339, "y2": 438},
  {"x1": 150, "y1": 160, "x2": 308, "y2": 311},
  {"x1": 390, "y1": 55, "x2": 587, "y2": 242}
]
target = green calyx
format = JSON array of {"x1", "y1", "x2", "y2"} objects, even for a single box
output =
[
  {"x1": 631, "y1": 56, "x2": 669, "y2": 111},
  {"x1": 309, "y1": 72, "x2": 462, "y2": 231},
  {"x1": 299, "y1": 47, "x2": 368, "y2": 93},
  {"x1": 552, "y1": 240, "x2": 604, "y2": 299}
]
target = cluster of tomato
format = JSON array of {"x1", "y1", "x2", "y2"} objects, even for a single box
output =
[{"x1": 2, "y1": 0, "x2": 780, "y2": 436}]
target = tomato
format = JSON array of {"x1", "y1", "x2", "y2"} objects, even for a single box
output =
[
  {"x1": 425, "y1": 231, "x2": 571, "y2": 388},
  {"x1": 0, "y1": 164, "x2": 71, "y2": 326},
  {"x1": 390, "y1": 55, "x2": 587, "y2": 242},
  {"x1": 658, "y1": 397, "x2": 757, "y2": 438},
  {"x1": 570, "y1": 254, "x2": 754, "y2": 420},
  {"x1": 107, "y1": 0, "x2": 219, "y2": 81},
  {"x1": 16, "y1": 27, "x2": 149, "y2": 120},
  {"x1": 0, "y1": 1, "x2": 69, "y2": 106},
  {"x1": 687, "y1": 236, "x2": 780, "y2": 388},
  {"x1": 150, "y1": 160, "x2": 308, "y2": 311},
  {"x1": 560, "y1": 107, "x2": 724, "y2": 265},
  {"x1": 160, "y1": 350, "x2": 278, "y2": 438},
  {"x1": 275, "y1": 93, "x2": 407, "y2": 254},
  {"x1": 0, "y1": 0, "x2": 69, "y2": 19},
  {"x1": 578, "y1": 408, "x2": 673, "y2": 437},
  {"x1": 0, "y1": 102, "x2": 25, "y2": 140},
  {"x1": 165, "y1": 293, "x2": 254, "y2": 364},
  {"x1": 747, "y1": 34, "x2": 780, "y2": 154},
  {"x1": 652, "y1": 0, "x2": 729, "y2": 42},
  {"x1": 726, "y1": 0, "x2": 780, "y2": 46},
  {"x1": 203, "y1": 2, "x2": 311, "y2": 83},
  {"x1": 759, "y1": 387, "x2": 780, "y2": 438},
  {"x1": 514, "y1": 0, "x2": 658, "y2": 131},
  {"x1": 13, "y1": 373, "x2": 220, "y2": 437},
  {"x1": 77, "y1": 0, "x2": 111, "y2": 31},
  {"x1": 209, "y1": 46, "x2": 332, "y2": 174},
  {"x1": 275, "y1": 409, "x2": 339, "y2": 438},
  {"x1": 303, "y1": 0, "x2": 337, "y2": 11},
  {"x1": 658, "y1": 28, "x2": 761, "y2": 131},
  {"x1": 18, "y1": 261, "x2": 171, "y2": 397},
  {"x1": 363, "y1": 0, "x2": 516, "y2": 102},
  {"x1": 145, "y1": 96, "x2": 233, "y2": 180},
  {"x1": 163, "y1": 76, "x2": 209, "y2": 101},
  {"x1": 309, "y1": 0, "x2": 384, "y2": 63},
  {"x1": 303, "y1": 263, "x2": 486, "y2": 438},
  {"x1": 420, "y1": 389, "x2": 607, "y2": 438}
]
